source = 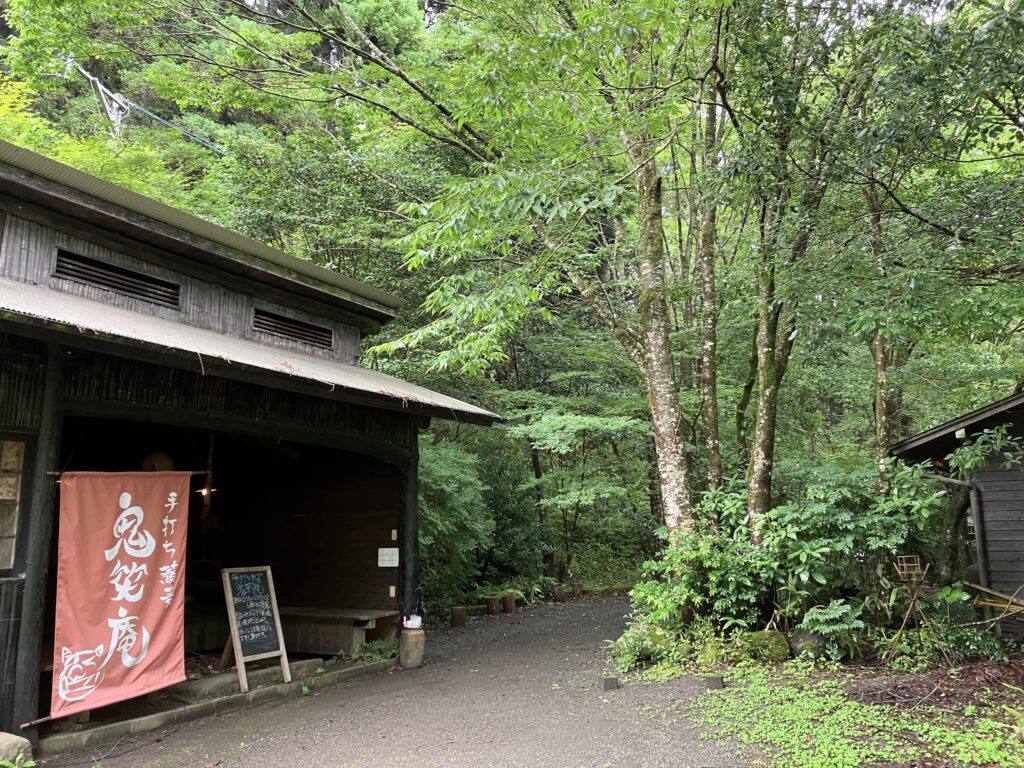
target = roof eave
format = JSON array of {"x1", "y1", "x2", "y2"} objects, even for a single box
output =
[
  {"x1": 2, "y1": 314, "x2": 499, "y2": 427},
  {"x1": 0, "y1": 141, "x2": 404, "y2": 326},
  {"x1": 890, "y1": 390, "x2": 1024, "y2": 459}
]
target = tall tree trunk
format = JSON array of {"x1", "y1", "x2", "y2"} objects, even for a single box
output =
[
  {"x1": 636, "y1": 156, "x2": 694, "y2": 532},
  {"x1": 699, "y1": 38, "x2": 722, "y2": 490},
  {"x1": 736, "y1": 324, "x2": 758, "y2": 464},
  {"x1": 747, "y1": 255, "x2": 780, "y2": 540},
  {"x1": 865, "y1": 180, "x2": 892, "y2": 488}
]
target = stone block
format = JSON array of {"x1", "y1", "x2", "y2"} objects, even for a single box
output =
[
  {"x1": 600, "y1": 675, "x2": 619, "y2": 691},
  {"x1": 0, "y1": 732, "x2": 32, "y2": 763}
]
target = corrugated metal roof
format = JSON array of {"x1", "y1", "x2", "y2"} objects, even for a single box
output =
[
  {"x1": 0, "y1": 140, "x2": 403, "y2": 315},
  {"x1": 0, "y1": 279, "x2": 499, "y2": 425}
]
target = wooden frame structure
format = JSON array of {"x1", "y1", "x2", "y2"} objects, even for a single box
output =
[
  {"x1": 221, "y1": 566, "x2": 290, "y2": 694},
  {"x1": 0, "y1": 140, "x2": 498, "y2": 740}
]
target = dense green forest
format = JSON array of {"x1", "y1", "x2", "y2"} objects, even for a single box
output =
[{"x1": 2, "y1": 0, "x2": 1023, "y2": 654}]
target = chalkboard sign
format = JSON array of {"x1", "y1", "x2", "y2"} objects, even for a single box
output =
[
  {"x1": 222, "y1": 566, "x2": 291, "y2": 693},
  {"x1": 229, "y1": 570, "x2": 280, "y2": 657}
]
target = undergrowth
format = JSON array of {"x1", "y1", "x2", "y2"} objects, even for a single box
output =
[{"x1": 694, "y1": 662, "x2": 1024, "y2": 768}]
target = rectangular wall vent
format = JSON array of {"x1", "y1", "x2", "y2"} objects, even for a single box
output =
[
  {"x1": 252, "y1": 308, "x2": 334, "y2": 349},
  {"x1": 53, "y1": 249, "x2": 181, "y2": 309}
]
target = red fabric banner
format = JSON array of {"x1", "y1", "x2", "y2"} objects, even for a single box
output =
[{"x1": 51, "y1": 472, "x2": 191, "y2": 719}]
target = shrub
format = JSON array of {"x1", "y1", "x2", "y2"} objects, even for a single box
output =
[
  {"x1": 628, "y1": 526, "x2": 768, "y2": 635},
  {"x1": 870, "y1": 617, "x2": 1013, "y2": 671},
  {"x1": 796, "y1": 600, "x2": 865, "y2": 661}
]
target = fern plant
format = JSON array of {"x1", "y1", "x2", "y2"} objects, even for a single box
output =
[{"x1": 796, "y1": 599, "x2": 865, "y2": 660}]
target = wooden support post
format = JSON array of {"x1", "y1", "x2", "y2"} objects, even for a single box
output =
[
  {"x1": 485, "y1": 597, "x2": 500, "y2": 615},
  {"x1": 14, "y1": 347, "x2": 63, "y2": 740},
  {"x1": 553, "y1": 585, "x2": 566, "y2": 603},
  {"x1": 450, "y1": 606, "x2": 466, "y2": 629},
  {"x1": 571, "y1": 582, "x2": 583, "y2": 599},
  {"x1": 502, "y1": 595, "x2": 516, "y2": 614},
  {"x1": 399, "y1": 424, "x2": 420, "y2": 623},
  {"x1": 969, "y1": 484, "x2": 994, "y2": 630}
]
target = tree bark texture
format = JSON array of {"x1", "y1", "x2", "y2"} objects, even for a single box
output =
[
  {"x1": 636, "y1": 157, "x2": 694, "y2": 532},
  {"x1": 746, "y1": 255, "x2": 780, "y2": 540},
  {"x1": 699, "y1": 53, "x2": 722, "y2": 490}
]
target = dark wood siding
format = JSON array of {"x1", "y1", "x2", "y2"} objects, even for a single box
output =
[
  {"x1": 0, "y1": 577, "x2": 23, "y2": 733},
  {"x1": 974, "y1": 464, "x2": 1024, "y2": 638},
  {"x1": 215, "y1": 448, "x2": 401, "y2": 612},
  {"x1": 0, "y1": 335, "x2": 46, "y2": 431},
  {"x1": 0, "y1": 215, "x2": 361, "y2": 363},
  {"x1": 62, "y1": 349, "x2": 413, "y2": 460}
]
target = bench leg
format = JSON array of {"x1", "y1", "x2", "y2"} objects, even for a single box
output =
[{"x1": 350, "y1": 627, "x2": 367, "y2": 656}]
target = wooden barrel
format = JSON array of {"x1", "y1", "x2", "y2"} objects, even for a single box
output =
[
  {"x1": 485, "y1": 596, "x2": 500, "y2": 615},
  {"x1": 502, "y1": 594, "x2": 516, "y2": 614}
]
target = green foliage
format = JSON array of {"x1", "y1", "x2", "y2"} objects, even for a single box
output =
[
  {"x1": 629, "y1": 526, "x2": 767, "y2": 635},
  {"x1": 417, "y1": 439, "x2": 493, "y2": 608},
  {"x1": 612, "y1": 619, "x2": 681, "y2": 672},
  {"x1": 697, "y1": 665, "x2": 1024, "y2": 768},
  {"x1": 870, "y1": 615, "x2": 1013, "y2": 672},
  {"x1": 796, "y1": 601, "x2": 865, "y2": 661},
  {"x1": 0, "y1": 755, "x2": 35, "y2": 768},
  {"x1": 733, "y1": 630, "x2": 791, "y2": 663},
  {"x1": 947, "y1": 425, "x2": 1024, "y2": 479},
  {"x1": 467, "y1": 575, "x2": 556, "y2": 605},
  {"x1": 4, "y1": 0, "x2": 1024, "y2": 698},
  {"x1": 349, "y1": 638, "x2": 399, "y2": 663}
]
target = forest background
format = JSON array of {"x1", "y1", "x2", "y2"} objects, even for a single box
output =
[{"x1": 1, "y1": 0, "x2": 1023, "y2": 626}]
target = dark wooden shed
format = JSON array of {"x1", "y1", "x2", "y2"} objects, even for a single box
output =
[
  {"x1": 891, "y1": 391, "x2": 1024, "y2": 637},
  {"x1": 0, "y1": 141, "x2": 498, "y2": 737}
]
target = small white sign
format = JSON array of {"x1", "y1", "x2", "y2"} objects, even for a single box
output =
[{"x1": 377, "y1": 548, "x2": 400, "y2": 568}]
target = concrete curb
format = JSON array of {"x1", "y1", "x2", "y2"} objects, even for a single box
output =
[{"x1": 37, "y1": 658, "x2": 398, "y2": 757}]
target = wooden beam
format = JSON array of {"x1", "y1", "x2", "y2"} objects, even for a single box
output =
[
  {"x1": 969, "y1": 484, "x2": 994, "y2": 631},
  {"x1": 0, "y1": 320, "x2": 496, "y2": 427},
  {"x1": 13, "y1": 346, "x2": 63, "y2": 741},
  {"x1": 922, "y1": 472, "x2": 971, "y2": 488},
  {"x1": 62, "y1": 399, "x2": 411, "y2": 468},
  {"x1": 399, "y1": 423, "x2": 421, "y2": 622}
]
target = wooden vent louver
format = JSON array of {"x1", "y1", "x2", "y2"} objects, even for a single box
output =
[
  {"x1": 252, "y1": 308, "x2": 333, "y2": 349},
  {"x1": 53, "y1": 249, "x2": 181, "y2": 309}
]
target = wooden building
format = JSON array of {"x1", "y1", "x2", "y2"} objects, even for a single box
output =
[
  {"x1": 891, "y1": 392, "x2": 1024, "y2": 637},
  {"x1": 0, "y1": 141, "x2": 498, "y2": 736}
]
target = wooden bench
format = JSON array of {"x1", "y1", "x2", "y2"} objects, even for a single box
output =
[{"x1": 279, "y1": 607, "x2": 399, "y2": 657}]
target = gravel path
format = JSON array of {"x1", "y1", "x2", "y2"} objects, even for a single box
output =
[{"x1": 41, "y1": 598, "x2": 741, "y2": 768}]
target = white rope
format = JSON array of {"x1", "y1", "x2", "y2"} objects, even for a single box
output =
[{"x1": 62, "y1": 56, "x2": 223, "y2": 154}]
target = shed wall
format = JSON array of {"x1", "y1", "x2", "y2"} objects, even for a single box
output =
[
  {"x1": 974, "y1": 463, "x2": 1024, "y2": 638},
  {"x1": 0, "y1": 214, "x2": 361, "y2": 363}
]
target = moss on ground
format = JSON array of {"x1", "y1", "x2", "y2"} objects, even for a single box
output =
[{"x1": 692, "y1": 662, "x2": 1024, "y2": 768}]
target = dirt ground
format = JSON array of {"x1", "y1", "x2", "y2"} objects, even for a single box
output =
[{"x1": 39, "y1": 597, "x2": 741, "y2": 768}]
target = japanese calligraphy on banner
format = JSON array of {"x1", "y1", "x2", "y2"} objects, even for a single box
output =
[{"x1": 51, "y1": 472, "x2": 191, "y2": 719}]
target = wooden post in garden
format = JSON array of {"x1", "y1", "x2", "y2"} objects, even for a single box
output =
[
  {"x1": 571, "y1": 583, "x2": 583, "y2": 599},
  {"x1": 502, "y1": 594, "x2": 516, "y2": 614},
  {"x1": 553, "y1": 585, "x2": 566, "y2": 603},
  {"x1": 486, "y1": 597, "x2": 500, "y2": 615},
  {"x1": 451, "y1": 606, "x2": 466, "y2": 629}
]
